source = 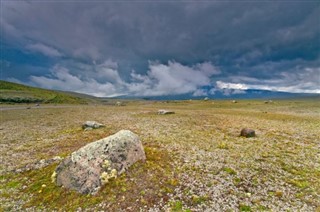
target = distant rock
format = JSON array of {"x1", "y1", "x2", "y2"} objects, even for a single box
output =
[
  {"x1": 204, "y1": 97, "x2": 209, "y2": 101},
  {"x1": 82, "y1": 121, "x2": 105, "y2": 130},
  {"x1": 232, "y1": 100, "x2": 238, "y2": 103},
  {"x1": 240, "y1": 128, "x2": 255, "y2": 138},
  {"x1": 116, "y1": 101, "x2": 125, "y2": 106},
  {"x1": 53, "y1": 130, "x2": 146, "y2": 194},
  {"x1": 157, "y1": 109, "x2": 175, "y2": 115}
]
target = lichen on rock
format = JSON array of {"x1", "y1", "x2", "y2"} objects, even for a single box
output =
[
  {"x1": 53, "y1": 130, "x2": 146, "y2": 194},
  {"x1": 100, "y1": 169, "x2": 117, "y2": 184},
  {"x1": 51, "y1": 171, "x2": 57, "y2": 183}
]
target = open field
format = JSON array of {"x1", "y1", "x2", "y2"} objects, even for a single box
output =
[{"x1": 1, "y1": 99, "x2": 319, "y2": 211}]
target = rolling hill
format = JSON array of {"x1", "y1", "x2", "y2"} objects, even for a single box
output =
[{"x1": 0, "y1": 80, "x2": 95, "y2": 104}]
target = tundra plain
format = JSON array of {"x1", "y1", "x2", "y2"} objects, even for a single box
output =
[{"x1": 1, "y1": 99, "x2": 319, "y2": 211}]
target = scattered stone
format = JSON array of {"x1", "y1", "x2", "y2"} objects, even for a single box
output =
[
  {"x1": 232, "y1": 100, "x2": 238, "y2": 103},
  {"x1": 240, "y1": 128, "x2": 255, "y2": 138},
  {"x1": 204, "y1": 97, "x2": 209, "y2": 101},
  {"x1": 116, "y1": 101, "x2": 125, "y2": 106},
  {"x1": 157, "y1": 109, "x2": 175, "y2": 115},
  {"x1": 53, "y1": 130, "x2": 146, "y2": 194},
  {"x1": 82, "y1": 121, "x2": 105, "y2": 130}
]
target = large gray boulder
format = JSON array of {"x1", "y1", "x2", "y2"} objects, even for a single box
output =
[{"x1": 52, "y1": 130, "x2": 146, "y2": 194}]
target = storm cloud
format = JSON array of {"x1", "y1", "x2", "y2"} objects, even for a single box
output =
[{"x1": 2, "y1": 1, "x2": 319, "y2": 96}]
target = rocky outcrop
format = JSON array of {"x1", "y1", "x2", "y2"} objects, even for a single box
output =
[
  {"x1": 240, "y1": 128, "x2": 255, "y2": 138},
  {"x1": 157, "y1": 109, "x2": 175, "y2": 115},
  {"x1": 52, "y1": 130, "x2": 146, "y2": 194},
  {"x1": 82, "y1": 121, "x2": 105, "y2": 130}
]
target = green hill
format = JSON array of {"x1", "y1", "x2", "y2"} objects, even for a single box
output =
[{"x1": 0, "y1": 80, "x2": 90, "y2": 104}]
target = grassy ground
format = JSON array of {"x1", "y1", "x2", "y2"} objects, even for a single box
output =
[{"x1": 0, "y1": 99, "x2": 319, "y2": 211}]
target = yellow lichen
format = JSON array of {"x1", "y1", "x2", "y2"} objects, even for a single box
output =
[
  {"x1": 110, "y1": 169, "x2": 117, "y2": 178},
  {"x1": 51, "y1": 171, "x2": 57, "y2": 183},
  {"x1": 100, "y1": 169, "x2": 118, "y2": 185}
]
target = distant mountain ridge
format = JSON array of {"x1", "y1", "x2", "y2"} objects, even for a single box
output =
[
  {"x1": 121, "y1": 89, "x2": 320, "y2": 100},
  {"x1": 1, "y1": 80, "x2": 318, "y2": 103}
]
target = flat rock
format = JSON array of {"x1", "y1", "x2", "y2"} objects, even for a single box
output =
[
  {"x1": 53, "y1": 130, "x2": 146, "y2": 194},
  {"x1": 157, "y1": 109, "x2": 175, "y2": 115},
  {"x1": 240, "y1": 128, "x2": 255, "y2": 138},
  {"x1": 82, "y1": 121, "x2": 105, "y2": 130}
]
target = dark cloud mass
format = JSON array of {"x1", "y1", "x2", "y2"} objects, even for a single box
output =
[{"x1": 1, "y1": 1, "x2": 319, "y2": 96}]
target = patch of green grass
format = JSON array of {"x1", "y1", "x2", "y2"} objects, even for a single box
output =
[
  {"x1": 288, "y1": 179, "x2": 309, "y2": 189},
  {"x1": 222, "y1": 167, "x2": 237, "y2": 175},
  {"x1": 170, "y1": 200, "x2": 183, "y2": 211},
  {"x1": 255, "y1": 205, "x2": 268, "y2": 211},
  {"x1": 6, "y1": 180, "x2": 22, "y2": 189},
  {"x1": 217, "y1": 142, "x2": 229, "y2": 149},
  {"x1": 233, "y1": 177, "x2": 242, "y2": 185},
  {"x1": 239, "y1": 204, "x2": 252, "y2": 211},
  {"x1": 191, "y1": 194, "x2": 208, "y2": 205}
]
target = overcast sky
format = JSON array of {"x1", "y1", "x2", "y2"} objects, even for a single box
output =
[{"x1": 1, "y1": 1, "x2": 319, "y2": 97}]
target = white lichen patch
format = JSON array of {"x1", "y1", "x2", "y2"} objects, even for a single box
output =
[
  {"x1": 100, "y1": 169, "x2": 118, "y2": 185},
  {"x1": 102, "y1": 160, "x2": 111, "y2": 170}
]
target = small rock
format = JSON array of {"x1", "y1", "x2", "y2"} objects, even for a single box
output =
[
  {"x1": 232, "y1": 100, "x2": 238, "y2": 103},
  {"x1": 240, "y1": 128, "x2": 255, "y2": 138},
  {"x1": 82, "y1": 121, "x2": 105, "y2": 130},
  {"x1": 204, "y1": 97, "x2": 209, "y2": 101},
  {"x1": 157, "y1": 110, "x2": 175, "y2": 115},
  {"x1": 115, "y1": 101, "x2": 123, "y2": 106}
]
